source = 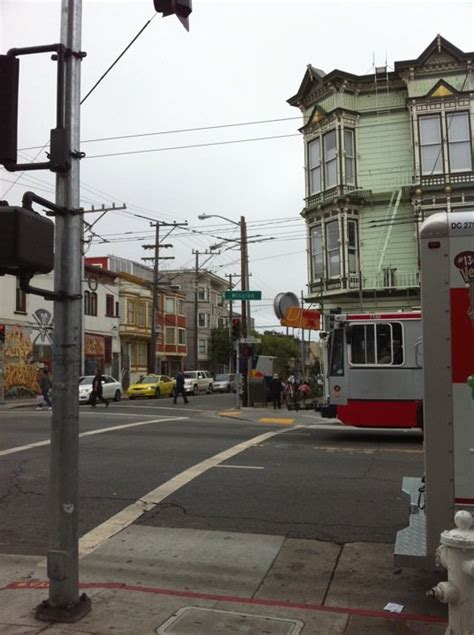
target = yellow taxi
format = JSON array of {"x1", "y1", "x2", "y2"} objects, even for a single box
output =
[{"x1": 127, "y1": 374, "x2": 175, "y2": 399}]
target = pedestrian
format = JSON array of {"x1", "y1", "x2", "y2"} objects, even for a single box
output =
[
  {"x1": 90, "y1": 369, "x2": 109, "y2": 408},
  {"x1": 173, "y1": 368, "x2": 188, "y2": 404},
  {"x1": 269, "y1": 373, "x2": 283, "y2": 410},
  {"x1": 298, "y1": 379, "x2": 311, "y2": 407},
  {"x1": 37, "y1": 368, "x2": 52, "y2": 410}
]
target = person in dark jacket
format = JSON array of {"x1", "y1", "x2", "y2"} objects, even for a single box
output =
[
  {"x1": 38, "y1": 369, "x2": 52, "y2": 410},
  {"x1": 269, "y1": 373, "x2": 283, "y2": 409},
  {"x1": 90, "y1": 369, "x2": 109, "y2": 407},
  {"x1": 173, "y1": 369, "x2": 188, "y2": 404}
]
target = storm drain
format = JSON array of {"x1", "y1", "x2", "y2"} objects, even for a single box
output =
[{"x1": 157, "y1": 606, "x2": 304, "y2": 634}]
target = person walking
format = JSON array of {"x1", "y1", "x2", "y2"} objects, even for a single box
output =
[
  {"x1": 37, "y1": 368, "x2": 52, "y2": 410},
  {"x1": 173, "y1": 369, "x2": 188, "y2": 404},
  {"x1": 269, "y1": 373, "x2": 283, "y2": 410},
  {"x1": 90, "y1": 369, "x2": 109, "y2": 408}
]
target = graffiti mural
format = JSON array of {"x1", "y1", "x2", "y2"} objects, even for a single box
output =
[{"x1": 3, "y1": 309, "x2": 54, "y2": 398}]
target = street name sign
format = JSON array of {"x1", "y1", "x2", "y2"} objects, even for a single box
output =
[
  {"x1": 225, "y1": 290, "x2": 262, "y2": 301},
  {"x1": 240, "y1": 337, "x2": 261, "y2": 344}
]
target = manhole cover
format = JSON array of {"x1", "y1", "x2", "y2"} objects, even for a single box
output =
[{"x1": 157, "y1": 606, "x2": 304, "y2": 634}]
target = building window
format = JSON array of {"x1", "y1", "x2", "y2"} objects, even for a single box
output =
[
  {"x1": 383, "y1": 267, "x2": 397, "y2": 288},
  {"x1": 115, "y1": 301, "x2": 119, "y2": 318},
  {"x1": 127, "y1": 300, "x2": 136, "y2": 324},
  {"x1": 310, "y1": 225, "x2": 324, "y2": 279},
  {"x1": 347, "y1": 220, "x2": 358, "y2": 274},
  {"x1": 178, "y1": 300, "x2": 185, "y2": 315},
  {"x1": 165, "y1": 327, "x2": 176, "y2": 344},
  {"x1": 344, "y1": 129, "x2": 355, "y2": 185},
  {"x1": 131, "y1": 341, "x2": 148, "y2": 367},
  {"x1": 106, "y1": 294, "x2": 114, "y2": 317},
  {"x1": 447, "y1": 112, "x2": 472, "y2": 172},
  {"x1": 198, "y1": 287, "x2": 208, "y2": 301},
  {"x1": 178, "y1": 328, "x2": 186, "y2": 345},
  {"x1": 85, "y1": 291, "x2": 97, "y2": 316},
  {"x1": 217, "y1": 317, "x2": 226, "y2": 329},
  {"x1": 419, "y1": 115, "x2": 443, "y2": 175},
  {"x1": 137, "y1": 303, "x2": 146, "y2": 327},
  {"x1": 308, "y1": 138, "x2": 321, "y2": 194},
  {"x1": 323, "y1": 130, "x2": 337, "y2": 189},
  {"x1": 198, "y1": 338, "x2": 207, "y2": 354},
  {"x1": 350, "y1": 322, "x2": 404, "y2": 366},
  {"x1": 326, "y1": 220, "x2": 341, "y2": 277},
  {"x1": 198, "y1": 312, "x2": 209, "y2": 328},
  {"x1": 165, "y1": 297, "x2": 175, "y2": 313},
  {"x1": 15, "y1": 278, "x2": 27, "y2": 313}
]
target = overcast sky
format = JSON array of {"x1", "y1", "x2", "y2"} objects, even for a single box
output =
[{"x1": 1, "y1": 0, "x2": 473, "y2": 331}]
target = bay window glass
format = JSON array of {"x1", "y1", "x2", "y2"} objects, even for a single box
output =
[
  {"x1": 447, "y1": 112, "x2": 472, "y2": 172},
  {"x1": 419, "y1": 115, "x2": 443, "y2": 174},
  {"x1": 165, "y1": 297, "x2": 175, "y2": 313},
  {"x1": 326, "y1": 220, "x2": 341, "y2": 277},
  {"x1": 324, "y1": 130, "x2": 337, "y2": 188},
  {"x1": 308, "y1": 138, "x2": 321, "y2": 194},
  {"x1": 344, "y1": 129, "x2": 355, "y2": 184},
  {"x1": 311, "y1": 225, "x2": 323, "y2": 279},
  {"x1": 165, "y1": 327, "x2": 176, "y2": 344},
  {"x1": 347, "y1": 220, "x2": 358, "y2": 274}
]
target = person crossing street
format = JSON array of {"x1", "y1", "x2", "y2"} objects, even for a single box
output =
[{"x1": 174, "y1": 369, "x2": 188, "y2": 404}]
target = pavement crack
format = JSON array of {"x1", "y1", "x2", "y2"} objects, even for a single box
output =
[{"x1": 321, "y1": 543, "x2": 343, "y2": 606}]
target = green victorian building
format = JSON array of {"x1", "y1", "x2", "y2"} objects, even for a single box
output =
[{"x1": 288, "y1": 35, "x2": 474, "y2": 321}]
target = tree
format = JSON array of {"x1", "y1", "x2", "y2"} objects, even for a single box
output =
[
  {"x1": 208, "y1": 327, "x2": 231, "y2": 371},
  {"x1": 257, "y1": 332, "x2": 300, "y2": 379}
]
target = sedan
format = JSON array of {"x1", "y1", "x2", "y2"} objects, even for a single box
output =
[
  {"x1": 127, "y1": 374, "x2": 175, "y2": 399},
  {"x1": 213, "y1": 373, "x2": 236, "y2": 393},
  {"x1": 79, "y1": 375, "x2": 123, "y2": 404}
]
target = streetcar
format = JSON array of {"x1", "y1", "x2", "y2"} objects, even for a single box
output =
[{"x1": 322, "y1": 311, "x2": 423, "y2": 428}]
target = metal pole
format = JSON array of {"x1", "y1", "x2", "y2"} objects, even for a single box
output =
[
  {"x1": 149, "y1": 223, "x2": 160, "y2": 374},
  {"x1": 300, "y1": 290, "x2": 305, "y2": 378},
  {"x1": 0, "y1": 335, "x2": 5, "y2": 404},
  {"x1": 194, "y1": 251, "x2": 199, "y2": 369},
  {"x1": 37, "y1": 0, "x2": 91, "y2": 622},
  {"x1": 228, "y1": 274, "x2": 233, "y2": 372},
  {"x1": 240, "y1": 216, "x2": 248, "y2": 406}
]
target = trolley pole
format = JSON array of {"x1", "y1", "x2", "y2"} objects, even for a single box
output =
[{"x1": 36, "y1": 0, "x2": 91, "y2": 622}]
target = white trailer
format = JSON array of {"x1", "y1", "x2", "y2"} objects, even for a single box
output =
[{"x1": 395, "y1": 210, "x2": 474, "y2": 566}]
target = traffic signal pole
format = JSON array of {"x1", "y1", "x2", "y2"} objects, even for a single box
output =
[
  {"x1": 240, "y1": 216, "x2": 249, "y2": 407},
  {"x1": 36, "y1": 0, "x2": 91, "y2": 622}
]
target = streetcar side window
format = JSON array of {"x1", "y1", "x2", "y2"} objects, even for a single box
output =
[
  {"x1": 350, "y1": 322, "x2": 404, "y2": 366},
  {"x1": 329, "y1": 329, "x2": 344, "y2": 376}
]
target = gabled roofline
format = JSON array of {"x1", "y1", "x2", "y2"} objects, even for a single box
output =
[{"x1": 394, "y1": 34, "x2": 474, "y2": 70}]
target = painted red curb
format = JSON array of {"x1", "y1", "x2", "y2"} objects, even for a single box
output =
[{"x1": 5, "y1": 580, "x2": 447, "y2": 624}]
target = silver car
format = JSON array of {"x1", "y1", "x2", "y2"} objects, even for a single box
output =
[
  {"x1": 79, "y1": 375, "x2": 123, "y2": 404},
  {"x1": 213, "y1": 373, "x2": 236, "y2": 393}
]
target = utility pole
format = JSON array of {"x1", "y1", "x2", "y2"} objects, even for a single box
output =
[
  {"x1": 142, "y1": 223, "x2": 176, "y2": 374},
  {"x1": 36, "y1": 0, "x2": 91, "y2": 622},
  {"x1": 239, "y1": 216, "x2": 249, "y2": 406},
  {"x1": 225, "y1": 273, "x2": 240, "y2": 373},
  {"x1": 192, "y1": 249, "x2": 215, "y2": 369},
  {"x1": 300, "y1": 289, "x2": 305, "y2": 378}
]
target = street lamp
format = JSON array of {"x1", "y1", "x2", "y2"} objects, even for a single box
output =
[{"x1": 199, "y1": 213, "x2": 250, "y2": 406}]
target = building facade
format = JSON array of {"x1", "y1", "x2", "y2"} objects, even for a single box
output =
[
  {"x1": 85, "y1": 256, "x2": 187, "y2": 386},
  {"x1": 0, "y1": 267, "x2": 120, "y2": 399},
  {"x1": 160, "y1": 269, "x2": 229, "y2": 370},
  {"x1": 288, "y1": 35, "x2": 474, "y2": 322}
]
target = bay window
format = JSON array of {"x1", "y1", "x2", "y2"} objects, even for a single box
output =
[
  {"x1": 344, "y1": 129, "x2": 355, "y2": 185},
  {"x1": 419, "y1": 115, "x2": 443, "y2": 174},
  {"x1": 311, "y1": 225, "x2": 323, "y2": 278},
  {"x1": 308, "y1": 138, "x2": 321, "y2": 194},
  {"x1": 347, "y1": 220, "x2": 358, "y2": 274},
  {"x1": 307, "y1": 126, "x2": 355, "y2": 194},
  {"x1": 310, "y1": 216, "x2": 359, "y2": 282},
  {"x1": 326, "y1": 220, "x2": 341, "y2": 277},
  {"x1": 324, "y1": 130, "x2": 337, "y2": 189},
  {"x1": 447, "y1": 112, "x2": 472, "y2": 172}
]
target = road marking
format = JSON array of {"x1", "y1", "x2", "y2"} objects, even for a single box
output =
[
  {"x1": 313, "y1": 445, "x2": 423, "y2": 455},
  {"x1": 219, "y1": 410, "x2": 241, "y2": 417},
  {"x1": 118, "y1": 404, "x2": 204, "y2": 413},
  {"x1": 259, "y1": 417, "x2": 295, "y2": 425},
  {"x1": 78, "y1": 425, "x2": 305, "y2": 558},
  {"x1": 0, "y1": 417, "x2": 188, "y2": 457},
  {"x1": 215, "y1": 464, "x2": 264, "y2": 470}
]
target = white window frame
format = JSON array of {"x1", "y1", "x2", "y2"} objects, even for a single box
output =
[
  {"x1": 344, "y1": 129, "x2": 355, "y2": 185},
  {"x1": 347, "y1": 219, "x2": 359, "y2": 275},
  {"x1": 310, "y1": 225, "x2": 324, "y2": 280},
  {"x1": 325, "y1": 219, "x2": 341, "y2": 278},
  {"x1": 419, "y1": 114, "x2": 443, "y2": 175},
  {"x1": 446, "y1": 111, "x2": 472, "y2": 173},
  {"x1": 198, "y1": 312, "x2": 209, "y2": 328},
  {"x1": 308, "y1": 137, "x2": 321, "y2": 195},
  {"x1": 198, "y1": 286, "x2": 208, "y2": 302},
  {"x1": 164, "y1": 297, "x2": 176, "y2": 314},
  {"x1": 178, "y1": 328, "x2": 186, "y2": 345},
  {"x1": 198, "y1": 338, "x2": 207, "y2": 354}
]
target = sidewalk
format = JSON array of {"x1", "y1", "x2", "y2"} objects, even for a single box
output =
[{"x1": 0, "y1": 525, "x2": 446, "y2": 634}]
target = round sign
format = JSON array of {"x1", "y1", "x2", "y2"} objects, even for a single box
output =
[
  {"x1": 273, "y1": 292, "x2": 299, "y2": 319},
  {"x1": 87, "y1": 277, "x2": 98, "y2": 292}
]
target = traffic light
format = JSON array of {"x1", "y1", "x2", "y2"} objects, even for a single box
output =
[
  {"x1": 153, "y1": 0, "x2": 192, "y2": 31},
  {"x1": 0, "y1": 324, "x2": 5, "y2": 343},
  {"x1": 0, "y1": 203, "x2": 54, "y2": 277},
  {"x1": 231, "y1": 318, "x2": 241, "y2": 340}
]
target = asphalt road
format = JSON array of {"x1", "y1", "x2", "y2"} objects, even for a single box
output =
[{"x1": 0, "y1": 393, "x2": 424, "y2": 556}]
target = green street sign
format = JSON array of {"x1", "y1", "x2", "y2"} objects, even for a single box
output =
[{"x1": 225, "y1": 290, "x2": 262, "y2": 301}]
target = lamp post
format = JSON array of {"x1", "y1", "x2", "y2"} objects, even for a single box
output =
[{"x1": 198, "y1": 213, "x2": 250, "y2": 406}]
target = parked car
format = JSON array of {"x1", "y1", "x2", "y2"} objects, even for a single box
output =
[
  {"x1": 79, "y1": 375, "x2": 122, "y2": 404},
  {"x1": 213, "y1": 373, "x2": 236, "y2": 393},
  {"x1": 127, "y1": 374, "x2": 175, "y2": 399},
  {"x1": 183, "y1": 370, "x2": 213, "y2": 395}
]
